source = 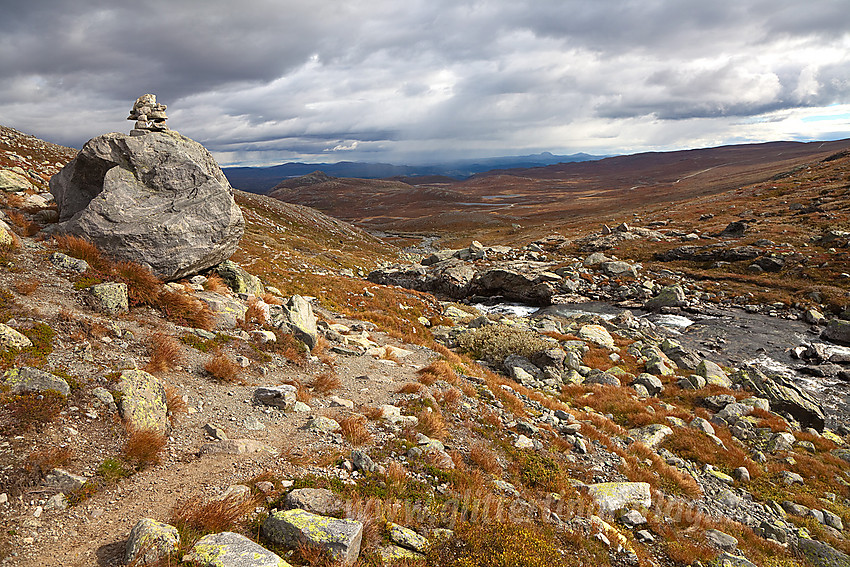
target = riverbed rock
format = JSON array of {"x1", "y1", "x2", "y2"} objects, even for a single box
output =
[
  {"x1": 823, "y1": 319, "x2": 850, "y2": 345},
  {"x1": 262, "y1": 509, "x2": 363, "y2": 565},
  {"x1": 695, "y1": 360, "x2": 732, "y2": 388},
  {"x1": 644, "y1": 285, "x2": 685, "y2": 311},
  {"x1": 49, "y1": 130, "x2": 244, "y2": 281}
]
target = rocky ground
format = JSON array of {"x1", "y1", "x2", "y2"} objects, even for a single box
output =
[{"x1": 0, "y1": 125, "x2": 849, "y2": 567}]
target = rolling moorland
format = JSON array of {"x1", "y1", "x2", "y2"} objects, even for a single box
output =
[{"x1": 0, "y1": 122, "x2": 849, "y2": 567}]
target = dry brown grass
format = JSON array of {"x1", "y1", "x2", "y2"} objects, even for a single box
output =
[
  {"x1": 435, "y1": 386, "x2": 463, "y2": 409},
  {"x1": 14, "y1": 278, "x2": 39, "y2": 295},
  {"x1": 202, "y1": 273, "x2": 230, "y2": 294},
  {"x1": 204, "y1": 352, "x2": 241, "y2": 383},
  {"x1": 123, "y1": 429, "x2": 167, "y2": 470},
  {"x1": 750, "y1": 407, "x2": 789, "y2": 433},
  {"x1": 416, "y1": 408, "x2": 448, "y2": 440},
  {"x1": 25, "y1": 446, "x2": 73, "y2": 477},
  {"x1": 170, "y1": 494, "x2": 257, "y2": 543},
  {"x1": 113, "y1": 260, "x2": 163, "y2": 307},
  {"x1": 283, "y1": 379, "x2": 312, "y2": 404},
  {"x1": 164, "y1": 385, "x2": 187, "y2": 425},
  {"x1": 397, "y1": 382, "x2": 423, "y2": 394},
  {"x1": 469, "y1": 443, "x2": 501, "y2": 475},
  {"x1": 362, "y1": 405, "x2": 384, "y2": 420},
  {"x1": 311, "y1": 372, "x2": 341, "y2": 395},
  {"x1": 339, "y1": 415, "x2": 372, "y2": 446},
  {"x1": 385, "y1": 460, "x2": 408, "y2": 491},
  {"x1": 242, "y1": 297, "x2": 268, "y2": 328},
  {"x1": 261, "y1": 292, "x2": 283, "y2": 305},
  {"x1": 417, "y1": 359, "x2": 458, "y2": 386},
  {"x1": 6, "y1": 210, "x2": 40, "y2": 236},
  {"x1": 145, "y1": 332, "x2": 185, "y2": 373},
  {"x1": 157, "y1": 289, "x2": 215, "y2": 331},
  {"x1": 54, "y1": 233, "x2": 109, "y2": 272}
]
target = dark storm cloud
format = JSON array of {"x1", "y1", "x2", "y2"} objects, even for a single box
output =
[{"x1": 0, "y1": 0, "x2": 848, "y2": 163}]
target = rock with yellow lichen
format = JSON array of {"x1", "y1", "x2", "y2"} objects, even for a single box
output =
[
  {"x1": 113, "y1": 369, "x2": 169, "y2": 434},
  {"x1": 586, "y1": 482, "x2": 651, "y2": 516},
  {"x1": 124, "y1": 518, "x2": 179, "y2": 566},
  {"x1": 262, "y1": 508, "x2": 363, "y2": 566},
  {"x1": 187, "y1": 531, "x2": 291, "y2": 567}
]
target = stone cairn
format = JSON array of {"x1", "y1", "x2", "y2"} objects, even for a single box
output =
[{"x1": 128, "y1": 94, "x2": 169, "y2": 136}]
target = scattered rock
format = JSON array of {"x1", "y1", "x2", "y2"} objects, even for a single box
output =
[
  {"x1": 113, "y1": 369, "x2": 169, "y2": 433},
  {"x1": 253, "y1": 385, "x2": 297, "y2": 410},
  {"x1": 285, "y1": 488, "x2": 342, "y2": 516},
  {"x1": 89, "y1": 282, "x2": 129, "y2": 314},
  {"x1": 587, "y1": 482, "x2": 651, "y2": 516},
  {"x1": 0, "y1": 323, "x2": 32, "y2": 349},
  {"x1": 4, "y1": 366, "x2": 70, "y2": 397}
]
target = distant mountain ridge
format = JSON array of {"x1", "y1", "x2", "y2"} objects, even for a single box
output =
[{"x1": 223, "y1": 151, "x2": 603, "y2": 193}]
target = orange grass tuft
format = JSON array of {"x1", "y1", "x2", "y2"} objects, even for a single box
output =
[
  {"x1": 311, "y1": 372, "x2": 341, "y2": 395},
  {"x1": 339, "y1": 415, "x2": 372, "y2": 446},
  {"x1": 145, "y1": 332, "x2": 185, "y2": 373},
  {"x1": 123, "y1": 428, "x2": 167, "y2": 470},
  {"x1": 204, "y1": 352, "x2": 241, "y2": 382}
]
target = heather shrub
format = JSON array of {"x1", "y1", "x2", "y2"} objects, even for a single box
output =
[{"x1": 457, "y1": 324, "x2": 548, "y2": 364}]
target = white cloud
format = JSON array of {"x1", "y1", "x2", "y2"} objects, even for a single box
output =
[{"x1": 0, "y1": 0, "x2": 848, "y2": 165}]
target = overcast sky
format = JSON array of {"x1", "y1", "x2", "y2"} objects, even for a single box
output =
[{"x1": 2, "y1": 0, "x2": 850, "y2": 166}]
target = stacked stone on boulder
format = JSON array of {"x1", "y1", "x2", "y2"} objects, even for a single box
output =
[
  {"x1": 49, "y1": 95, "x2": 245, "y2": 281},
  {"x1": 128, "y1": 93, "x2": 169, "y2": 136}
]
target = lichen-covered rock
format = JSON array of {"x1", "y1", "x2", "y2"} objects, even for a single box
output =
[
  {"x1": 632, "y1": 373, "x2": 664, "y2": 396},
  {"x1": 125, "y1": 518, "x2": 179, "y2": 565},
  {"x1": 794, "y1": 538, "x2": 850, "y2": 567},
  {"x1": 196, "y1": 291, "x2": 248, "y2": 329},
  {"x1": 89, "y1": 282, "x2": 129, "y2": 314},
  {"x1": 50, "y1": 252, "x2": 89, "y2": 273},
  {"x1": 0, "y1": 169, "x2": 32, "y2": 192},
  {"x1": 114, "y1": 369, "x2": 168, "y2": 433},
  {"x1": 628, "y1": 424, "x2": 673, "y2": 448},
  {"x1": 188, "y1": 531, "x2": 290, "y2": 567},
  {"x1": 379, "y1": 545, "x2": 423, "y2": 562},
  {"x1": 5, "y1": 366, "x2": 70, "y2": 396},
  {"x1": 273, "y1": 295, "x2": 317, "y2": 350},
  {"x1": 49, "y1": 131, "x2": 244, "y2": 281},
  {"x1": 262, "y1": 509, "x2": 363, "y2": 565},
  {"x1": 587, "y1": 482, "x2": 651, "y2": 515},
  {"x1": 213, "y1": 260, "x2": 264, "y2": 296},
  {"x1": 91, "y1": 386, "x2": 118, "y2": 413},
  {"x1": 0, "y1": 323, "x2": 32, "y2": 350},
  {"x1": 254, "y1": 385, "x2": 297, "y2": 409},
  {"x1": 305, "y1": 416, "x2": 342, "y2": 434},
  {"x1": 388, "y1": 523, "x2": 428, "y2": 553},
  {"x1": 578, "y1": 324, "x2": 615, "y2": 349},
  {"x1": 695, "y1": 360, "x2": 731, "y2": 388}
]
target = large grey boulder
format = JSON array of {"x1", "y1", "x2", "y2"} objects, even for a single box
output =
[
  {"x1": 262, "y1": 509, "x2": 363, "y2": 565},
  {"x1": 795, "y1": 538, "x2": 850, "y2": 567},
  {"x1": 49, "y1": 131, "x2": 244, "y2": 281}
]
